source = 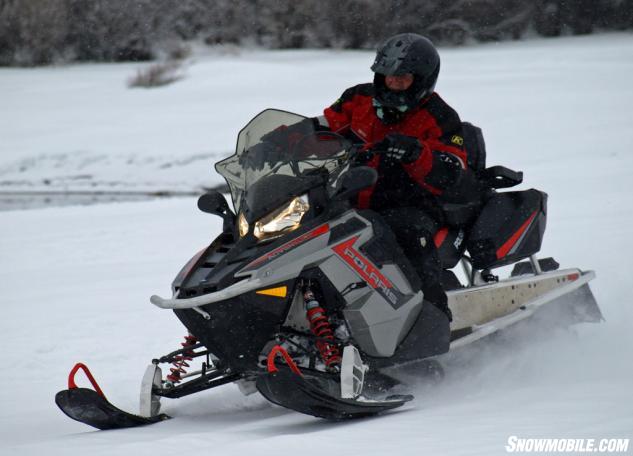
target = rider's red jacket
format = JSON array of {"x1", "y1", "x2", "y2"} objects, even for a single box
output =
[{"x1": 323, "y1": 83, "x2": 468, "y2": 211}]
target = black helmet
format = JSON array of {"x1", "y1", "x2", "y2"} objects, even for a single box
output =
[{"x1": 371, "y1": 33, "x2": 440, "y2": 121}]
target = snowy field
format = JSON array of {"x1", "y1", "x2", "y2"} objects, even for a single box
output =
[{"x1": 1, "y1": 33, "x2": 633, "y2": 455}]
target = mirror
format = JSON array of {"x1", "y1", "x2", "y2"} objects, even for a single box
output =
[
  {"x1": 198, "y1": 190, "x2": 235, "y2": 233},
  {"x1": 198, "y1": 191, "x2": 231, "y2": 216}
]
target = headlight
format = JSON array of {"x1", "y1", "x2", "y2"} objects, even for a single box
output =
[
  {"x1": 238, "y1": 212, "x2": 249, "y2": 238},
  {"x1": 253, "y1": 194, "x2": 310, "y2": 241}
]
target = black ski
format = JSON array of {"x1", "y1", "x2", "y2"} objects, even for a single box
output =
[
  {"x1": 256, "y1": 370, "x2": 412, "y2": 420},
  {"x1": 55, "y1": 388, "x2": 170, "y2": 430}
]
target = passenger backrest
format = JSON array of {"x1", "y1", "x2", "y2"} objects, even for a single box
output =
[{"x1": 461, "y1": 122, "x2": 486, "y2": 173}]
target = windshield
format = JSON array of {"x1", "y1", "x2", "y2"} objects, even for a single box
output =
[{"x1": 215, "y1": 109, "x2": 351, "y2": 213}]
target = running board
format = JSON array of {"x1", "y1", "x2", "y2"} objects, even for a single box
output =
[{"x1": 448, "y1": 269, "x2": 597, "y2": 349}]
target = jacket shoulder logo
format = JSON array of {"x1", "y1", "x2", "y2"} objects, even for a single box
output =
[{"x1": 451, "y1": 135, "x2": 464, "y2": 146}]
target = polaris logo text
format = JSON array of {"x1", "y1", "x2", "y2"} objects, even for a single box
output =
[
  {"x1": 343, "y1": 247, "x2": 398, "y2": 305},
  {"x1": 333, "y1": 237, "x2": 399, "y2": 306},
  {"x1": 506, "y1": 437, "x2": 629, "y2": 453}
]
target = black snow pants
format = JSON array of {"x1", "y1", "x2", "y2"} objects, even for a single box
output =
[{"x1": 379, "y1": 207, "x2": 452, "y2": 321}]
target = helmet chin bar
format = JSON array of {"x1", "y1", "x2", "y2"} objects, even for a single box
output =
[
  {"x1": 373, "y1": 101, "x2": 407, "y2": 125},
  {"x1": 373, "y1": 73, "x2": 432, "y2": 113},
  {"x1": 372, "y1": 74, "x2": 434, "y2": 124}
]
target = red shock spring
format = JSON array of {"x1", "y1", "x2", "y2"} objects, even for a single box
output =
[
  {"x1": 166, "y1": 334, "x2": 198, "y2": 384},
  {"x1": 304, "y1": 288, "x2": 342, "y2": 369}
]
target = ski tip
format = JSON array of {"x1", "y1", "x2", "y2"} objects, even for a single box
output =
[{"x1": 55, "y1": 388, "x2": 170, "y2": 430}]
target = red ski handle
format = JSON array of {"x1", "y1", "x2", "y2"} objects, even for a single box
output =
[
  {"x1": 68, "y1": 363, "x2": 107, "y2": 399},
  {"x1": 266, "y1": 345, "x2": 303, "y2": 376}
]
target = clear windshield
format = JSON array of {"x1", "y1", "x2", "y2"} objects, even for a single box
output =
[{"x1": 215, "y1": 109, "x2": 351, "y2": 213}]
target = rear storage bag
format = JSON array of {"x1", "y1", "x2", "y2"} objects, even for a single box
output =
[{"x1": 467, "y1": 189, "x2": 547, "y2": 270}]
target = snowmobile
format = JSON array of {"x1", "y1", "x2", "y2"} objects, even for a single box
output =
[{"x1": 55, "y1": 109, "x2": 602, "y2": 430}]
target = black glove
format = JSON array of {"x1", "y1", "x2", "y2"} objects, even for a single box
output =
[{"x1": 373, "y1": 133, "x2": 422, "y2": 163}]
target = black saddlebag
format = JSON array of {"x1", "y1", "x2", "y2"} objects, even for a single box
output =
[{"x1": 467, "y1": 189, "x2": 547, "y2": 270}]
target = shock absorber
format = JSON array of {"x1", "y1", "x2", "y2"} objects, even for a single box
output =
[
  {"x1": 166, "y1": 334, "x2": 198, "y2": 384},
  {"x1": 304, "y1": 287, "x2": 342, "y2": 369}
]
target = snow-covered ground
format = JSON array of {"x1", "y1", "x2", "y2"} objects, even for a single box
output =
[{"x1": 1, "y1": 33, "x2": 632, "y2": 455}]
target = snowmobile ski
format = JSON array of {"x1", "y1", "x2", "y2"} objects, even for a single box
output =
[
  {"x1": 55, "y1": 388, "x2": 169, "y2": 430},
  {"x1": 55, "y1": 363, "x2": 169, "y2": 430},
  {"x1": 256, "y1": 369, "x2": 412, "y2": 420}
]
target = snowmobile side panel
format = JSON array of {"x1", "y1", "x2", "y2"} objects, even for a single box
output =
[
  {"x1": 369, "y1": 301, "x2": 451, "y2": 368},
  {"x1": 256, "y1": 370, "x2": 412, "y2": 420},
  {"x1": 55, "y1": 388, "x2": 170, "y2": 430}
]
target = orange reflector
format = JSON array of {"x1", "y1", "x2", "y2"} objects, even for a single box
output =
[{"x1": 256, "y1": 286, "x2": 287, "y2": 298}]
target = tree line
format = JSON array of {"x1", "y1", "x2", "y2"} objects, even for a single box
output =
[{"x1": 1, "y1": 0, "x2": 631, "y2": 66}]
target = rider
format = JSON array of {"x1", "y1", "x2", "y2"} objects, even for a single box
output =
[{"x1": 320, "y1": 33, "x2": 475, "y2": 321}]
